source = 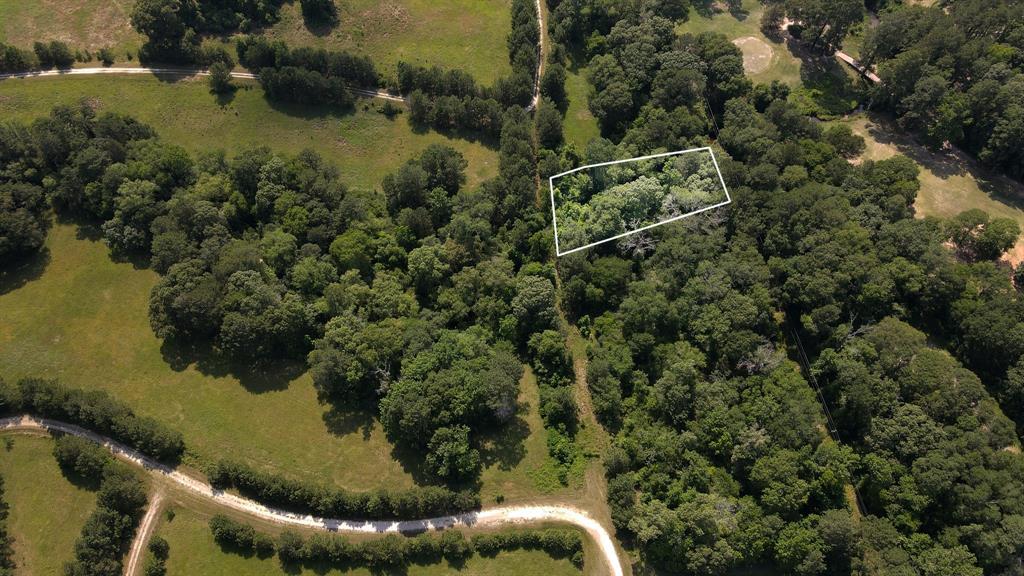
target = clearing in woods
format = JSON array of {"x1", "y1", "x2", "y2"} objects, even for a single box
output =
[{"x1": 844, "y1": 114, "x2": 1024, "y2": 266}]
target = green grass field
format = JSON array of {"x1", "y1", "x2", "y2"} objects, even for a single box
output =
[
  {"x1": 677, "y1": 0, "x2": 863, "y2": 117},
  {"x1": 676, "y1": 0, "x2": 801, "y2": 87},
  {"x1": 0, "y1": 435, "x2": 97, "y2": 576},
  {"x1": 152, "y1": 505, "x2": 582, "y2": 576},
  {"x1": 844, "y1": 114, "x2": 1024, "y2": 264},
  {"x1": 0, "y1": 222, "x2": 576, "y2": 501},
  {"x1": 257, "y1": 0, "x2": 512, "y2": 86},
  {"x1": 562, "y1": 65, "x2": 600, "y2": 150},
  {"x1": 0, "y1": 0, "x2": 142, "y2": 55},
  {"x1": 0, "y1": 75, "x2": 497, "y2": 191},
  {"x1": 0, "y1": 0, "x2": 511, "y2": 85}
]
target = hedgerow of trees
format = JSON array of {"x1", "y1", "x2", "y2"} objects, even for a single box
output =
[
  {"x1": 0, "y1": 378, "x2": 184, "y2": 463},
  {"x1": 63, "y1": 459, "x2": 147, "y2": 576},
  {"x1": 208, "y1": 514, "x2": 585, "y2": 571},
  {"x1": 206, "y1": 459, "x2": 480, "y2": 519}
]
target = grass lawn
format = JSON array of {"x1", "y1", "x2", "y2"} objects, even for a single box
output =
[
  {"x1": 0, "y1": 0, "x2": 141, "y2": 55},
  {"x1": 0, "y1": 223, "x2": 416, "y2": 492},
  {"x1": 257, "y1": 0, "x2": 512, "y2": 86},
  {"x1": 0, "y1": 75, "x2": 497, "y2": 191},
  {"x1": 843, "y1": 114, "x2": 1024, "y2": 265},
  {"x1": 0, "y1": 0, "x2": 510, "y2": 84},
  {"x1": 677, "y1": 0, "x2": 863, "y2": 118},
  {"x1": 563, "y1": 65, "x2": 600, "y2": 150},
  {"x1": 676, "y1": 0, "x2": 801, "y2": 87},
  {"x1": 152, "y1": 505, "x2": 583, "y2": 576},
  {"x1": 0, "y1": 435, "x2": 97, "y2": 576}
]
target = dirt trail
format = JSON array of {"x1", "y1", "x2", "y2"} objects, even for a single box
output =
[
  {"x1": 0, "y1": 67, "x2": 405, "y2": 102},
  {"x1": 124, "y1": 491, "x2": 163, "y2": 576},
  {"x1": 1, "y1": 415, "x2": 623, "y2": 576}
]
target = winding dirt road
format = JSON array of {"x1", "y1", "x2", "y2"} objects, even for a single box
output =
[
  {"x1": 124, "y1": 491, "x2": 163, "y2": 576},
  {"x1": 0, "y1": 415, "x2": 623, "y2": 576}
]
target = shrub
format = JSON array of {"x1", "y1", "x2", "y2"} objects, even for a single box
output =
[
  {"x1": 209, "y1": 61, "x2": 234, "y2": 94},
  {"x1": 209, "y1": 514, "x2": 275, "y2": 557},
  {"x1": 53, "y1": 435, "x2": 113, "y2": 481},
  {"x1": 0, "y1": 42, "x2": 38, "y2": 72},
  {"x1": 97, "y1": 47, "x2": 116, "y2": 66},
  {"x1": 34, "y1": 40, "x2": 75, "y2": 69}
]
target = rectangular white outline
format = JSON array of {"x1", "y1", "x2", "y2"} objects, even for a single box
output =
[{"x1": 549, "y1": 146, "x2": 732, "y2": 256}]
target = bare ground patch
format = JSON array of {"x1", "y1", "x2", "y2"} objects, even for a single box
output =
[{"x1": 733, "y1": 36, "x2": 773, "y2": 74}]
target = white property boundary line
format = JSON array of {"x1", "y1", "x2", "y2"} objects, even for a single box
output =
[
  {"x1": 0, "y1": 415, "x2": 624, "y2": 576},
  {"x1": 549, "y1": 146, "x2": 732, "y2": 256}
]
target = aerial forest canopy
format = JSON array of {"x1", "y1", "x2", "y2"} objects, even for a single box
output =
[
  {"x1": 539, "y1": 0, "x2": 1024, "y2": 573},
  {"x1": 862, "y1": 0, "x2": 1024, "y2": 177},
  {"x1": 2, "y1": 0, "x2": 1024, "y2": 572}
]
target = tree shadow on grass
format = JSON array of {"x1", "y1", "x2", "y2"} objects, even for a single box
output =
[
  {"x1": 0, "y1": 247, "x2": 50, "y2": 296},
  {"x1": 322, "y1": 402, "x2": 377, "y2": 441},
  {"x1": 785, "y1": 40, "x2": 864, "y2": 117},
  {"x1": 477, "y1": 408, "x2": 531, "y2": 473},
  {"x1": 214, "y1": 87, "x2": 237, "y2": 108},
  {"x1": 158, "y1": 338, "x2": 304, "y2": 393},
  {"x1": 407, "y1": 118, "x2": 501, "y2": 149},
  {"x1": 863, "y1": 114, "x2": 1024, "y2": 210},
  {"x1": 263, "y1": 96, "x2": 356, "y2": 121}
]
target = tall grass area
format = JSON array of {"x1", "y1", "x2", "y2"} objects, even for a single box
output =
[
  {"x1": 0, "y1": 435, "x2": 97, "y2": 575},
  {"x1": 0, "y1": 75, "x2": 498, "y2": 190},
  {"x1": 562, "y1": 66, "x2": 600, "y2": 149},
  {"x1": 0, "y1": 0, "x2": 141, "y2": 55},
  {"x1": 260, "y1": 0, "x2": 513, "y2": 85},
  {"x1": 150, "y1": 506, "x2": 583, "y2": 576},
  {"x1": 0, "y1": 223, "x2": 577, "y2": 500}
]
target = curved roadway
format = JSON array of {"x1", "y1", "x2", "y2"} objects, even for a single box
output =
[{"x1": 1, "y1": 415, "x2": 623, "y2": 576}]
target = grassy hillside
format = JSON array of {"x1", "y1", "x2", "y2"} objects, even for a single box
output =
[
  {"x1": 0, "y1": 0, "x2": 141, "y2": 54},
  {"x1": 0, "y1": 75, "x2": 497, "y2": 190},
  {"x1": 0, "y1": 435, "x2": 97, "y2": 576},
  {"x1": 258, "y1": 0, "x2": 512, "y2": 85}
]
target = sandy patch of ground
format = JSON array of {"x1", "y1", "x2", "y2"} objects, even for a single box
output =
[{"x1": 733, "y1": 36, "x2": 773, "y2": 74}]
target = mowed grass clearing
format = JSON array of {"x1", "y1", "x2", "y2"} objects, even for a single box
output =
[
  {"x1": 677, "y1": 0, "x2": 863, "y2": 117},
  {"x1": 152, "y1": 505, "x2": 583, "y2": 576},
  {"x1": 0, "y1": 435, "x2": 97, "y2": 576},
  {"x1": 0, "y1": 0, "x2": 141, "y2": 55},
  {"x1": 562, "y1": 65, "x2": 600, "y2": 150},
  {"x1": 844, "y1": 114, "x2": 1024, "y2": 265},
  {"x1": 676, "y1": 0, "x2": 801, "y2": 86},
  {"x1": 0, "y1": 75, "x2": 498, "y2": 190},
  {"x1": 259, "y1": 0, "x2": 512, "y2": 86}
]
